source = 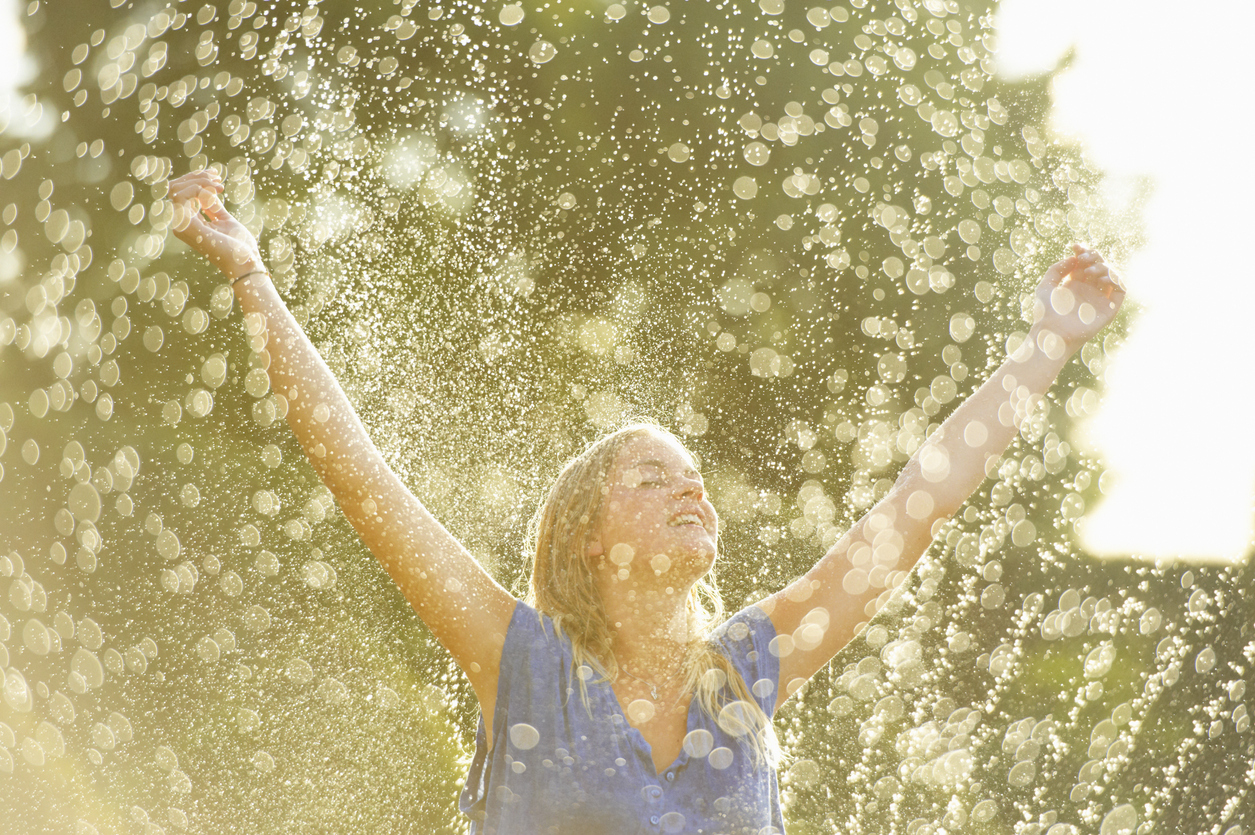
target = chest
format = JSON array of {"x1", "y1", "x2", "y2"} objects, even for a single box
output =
[{"x1": 610, "y1": 680, "x2": 695, "y2": 774}]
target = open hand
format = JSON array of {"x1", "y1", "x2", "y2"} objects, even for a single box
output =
[
  {"x1": 168, "y1": 169, "x2": 264, "y2": 281},
  {"x1": 1030, "y1": 244, "x2": 1125, "y2": 358}
]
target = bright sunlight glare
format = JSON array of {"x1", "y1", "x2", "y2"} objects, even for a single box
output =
[
  {"x1": 0, "y1": 0, "x2": 24, "y2": 97},
  {"x1": 997, "y1": 0, "x2": 1255, "y2": 564}
]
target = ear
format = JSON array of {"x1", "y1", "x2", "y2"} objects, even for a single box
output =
[{"x1": 585, "y1": 537, "x2": 604, "y2": 559}]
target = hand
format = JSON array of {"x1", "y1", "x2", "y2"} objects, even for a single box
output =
[
  {"x1": 1028, "y1": 244, "x2": 1125, "y2": 359},
  {"x1": 168, "y1": 169, "x2": 265, "y2": 281}
]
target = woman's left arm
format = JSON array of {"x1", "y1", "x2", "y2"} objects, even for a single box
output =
[{"x1": 757, "y1": 245, "x2": 1125, "y2": 710}]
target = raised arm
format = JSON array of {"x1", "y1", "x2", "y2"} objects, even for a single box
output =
[
  {"x1": 758, "y1": 245, "x2": 1125, "y2": 708},
  {"x1": 167, "y1": 170, "x2": 516, "y2": 710}
]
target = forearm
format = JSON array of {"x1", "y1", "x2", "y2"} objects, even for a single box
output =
[
  {"x1": 229, "y1": 269, "x2": 391, "y2": 502},
  {"x1": 167, "y1": 170, "x2": 517, "y2": 698},
  {"x1": 894, "y1": 325, "x2": 1072, "y2": 521}
]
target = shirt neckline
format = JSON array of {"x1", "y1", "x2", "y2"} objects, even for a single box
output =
[{"x1": 599, "y1": 674, "x2": 702, "y2": 779}]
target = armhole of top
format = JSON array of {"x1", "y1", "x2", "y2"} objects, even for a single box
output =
[
  {"x1": 484, "y1": 598, "x2": 529, "y2": 750},
  {"x1": 714, "y1": 606, "x2": 781, "y2": 717}
]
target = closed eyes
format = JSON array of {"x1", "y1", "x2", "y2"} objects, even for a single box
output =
[{"x1": 629, "y1": 459, "x2": 703, "y2": 489}]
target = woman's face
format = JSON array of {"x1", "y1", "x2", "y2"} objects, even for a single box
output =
[{"x1": 589, "y1": 430, "x2": 718, "y2": 584}]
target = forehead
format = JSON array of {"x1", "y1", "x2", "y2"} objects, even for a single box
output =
[{"x1": 614, "y1": 431, "x2": 698, "y2": 472}]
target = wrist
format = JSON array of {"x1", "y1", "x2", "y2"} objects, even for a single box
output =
[
  {"x1": 1024, "y1": 323, "x2": 1081, "y2": 365},
  {"x1": 227, "y1": 263, "x2": 270, "y2": 285}
]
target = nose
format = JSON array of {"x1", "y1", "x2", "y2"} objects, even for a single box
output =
[{"x1": 674, "y1": 474, "x2": 704, "y2": 499}]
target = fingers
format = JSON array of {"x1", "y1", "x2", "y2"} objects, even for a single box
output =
[
  {"x1": 169, "y1": 169, "x2": 232, "y2": 237},
  {"x1": 200, "y1": 193, "x2": 233, "y2": 223},
  {"x1": 168, "y1": 171, "x2": 225, "y2": 228},
  {"x1": 167, "y1": 169, "x2": 222, "y2": 199},
  {"x1": 1066, "y1": 244, "x2": 1126, "y2": 299},
  {"x1": 168, "y1": 181, "x2": 223, "y2": 207},
  {"x1": 1042, "y1": 254, "x2": 1082, "y2": 286}
]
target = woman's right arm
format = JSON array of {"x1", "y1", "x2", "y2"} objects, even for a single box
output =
[{"x1": 168, "y1": 170, "x2": 516, "y2": 709}]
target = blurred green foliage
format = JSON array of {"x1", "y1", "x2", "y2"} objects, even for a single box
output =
[{"x1": 1, "y1": 1, "x2": 1251, "y2": 833}]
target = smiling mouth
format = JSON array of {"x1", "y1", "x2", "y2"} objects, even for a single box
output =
[{"x1": 669, "y1": 513, "x2": 705, "y2": 527}]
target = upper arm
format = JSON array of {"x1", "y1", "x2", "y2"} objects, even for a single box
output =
[
  {"x1": 241, "y1": 279, "x2": 516, "y2": 709},
  {"x1": 758, "y1": 488, "x2": 939, "y2": 711},
  {"x1": 334, "y1": 462, "x2": 518, "y2": 706}
]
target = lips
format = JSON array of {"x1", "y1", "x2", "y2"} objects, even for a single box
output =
[{"x1": 668, "y1": 512, "x2": 706, "y2": 527}]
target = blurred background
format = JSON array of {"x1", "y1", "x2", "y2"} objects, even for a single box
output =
[{"x1": 1, "y1": 0, "x2": 1251, "y2": 833}]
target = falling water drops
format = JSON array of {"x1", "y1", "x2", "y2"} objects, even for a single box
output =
[
  {"x1": 498, "y1": 5, "x2": 524, "y2": 27},
  {"x1": 509, "y1": 723, "x2": 540, "y2": 750},
  {"x1": 646, "y1": 6, "x2": 671, "y2": 25},
  {"x1": 528, "y1": 40, "x2": 557, "y2": 65},
  {"x1": 0, "y1": 0, "x2": 1240, "y2": 832}
]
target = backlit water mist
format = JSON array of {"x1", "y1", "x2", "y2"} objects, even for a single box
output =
[{"x1": 1, "y1": 1, "x2": 1251, "y2": 833}]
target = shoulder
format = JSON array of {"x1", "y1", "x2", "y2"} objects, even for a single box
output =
[
  {"x1": 498, "y1": 601, "x2": 574, "y2": 667},
  {"x1": 711, "y1": 603, "x2": 777, "y2": 650}
]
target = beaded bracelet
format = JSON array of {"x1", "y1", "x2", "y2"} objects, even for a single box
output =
[{"x1": 231, "y1": 269, "x2": 270, "y2": 285}]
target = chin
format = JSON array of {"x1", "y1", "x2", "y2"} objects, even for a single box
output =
[{"x1": 686, "y1": 544, "x2": 718, "y2": 575}]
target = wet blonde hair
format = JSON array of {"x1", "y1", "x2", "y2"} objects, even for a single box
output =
[{"x1": 524, "y1": 422, "x2": 779, "y2": 765}]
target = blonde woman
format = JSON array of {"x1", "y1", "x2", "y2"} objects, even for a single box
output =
[{"x1": 168, "y1": 169, "x2": 1124, "y2": 834}]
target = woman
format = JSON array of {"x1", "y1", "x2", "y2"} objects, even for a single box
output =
[{"x1": 167, "y1": 169, "x2": 1124, "y2": 833}]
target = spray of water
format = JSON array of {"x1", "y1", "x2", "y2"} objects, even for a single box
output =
[{"x1": 0, "y1": 1, "x2": 1250, "y2": 833}]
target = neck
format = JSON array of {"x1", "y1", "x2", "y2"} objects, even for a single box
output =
[{"x1": 600, "y1": 579, "x2": 693, "y2": 680}]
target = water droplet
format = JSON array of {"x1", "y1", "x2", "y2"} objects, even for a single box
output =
[
  {"x1": 528, "y1": 41, "x2": 557, "y2": 65},
  {"x1": 70, "y1": 649, "x2": 104, "y2": 690},
  {"x1": 666, "y1": 143, "x2": 690, "y2": 163},
  {"x1": 497, "y1": 3, "x2": 525, "y2": 25},
  {"x1": 1099, "y1": 804, "x2": 1138, "y2": 835},
  {"x1": 242, "y1": 604, "x2": 271, "y2": 633},
  {"x1": 316, "y1": 678, "x2": 349, "y2": 705},
  {"x1": 156, "y1": 529, "x2": 180, "y2": 561},
  {"x1": 196, "y1": 636, "x2": 220, "y2": 663},
  {"x1": 509, "y1": 722, "x2": 540, "y2": 750},
  {"x1": 1007, "y1": 759, "x2": 1035, "y2": 787},
  {"x1": 155, "y1": 746, "x2": 178, "y2": 773},
  {"x1": 169, "y1": 769, "x2": 193, "y2": 792},
  {"x1": 285, "y1": 658, "x2": 314, "y2": 685},
  {"x1": 244, "y1": 368, "x2": 271, "y2": 398},
  {"x1": 303, "y1": 560, "x2": 336, "y2": 589},
  {"x1": 646, "y1": 5, "x2": 671, "y2": 25},
  {"x1": 1084, "y1": 643, "x2": 1116, "y2": 679},
  {"x1": 237, "y1": 708, "x2": 261, "y2": 735},
  {"x1": 627, "y1": 698, "x2": 656, "y2": 723},
  {"x1": 68, "y1": 482, "x2": 101, "y2": 523},
  {"x1": 971, "y1": 799, "x2": 998, "y2": 823},
  {"x1": 1195, "y1": 646, "x2": 1216, "y2": 674},
  {"x1": 682, "y1": 728, "x2": 714, "y2": 758}
]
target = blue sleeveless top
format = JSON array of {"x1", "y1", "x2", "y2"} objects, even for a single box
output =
[{"x1": 458, "y1": 600, "x2": 784, "y2": 834}]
